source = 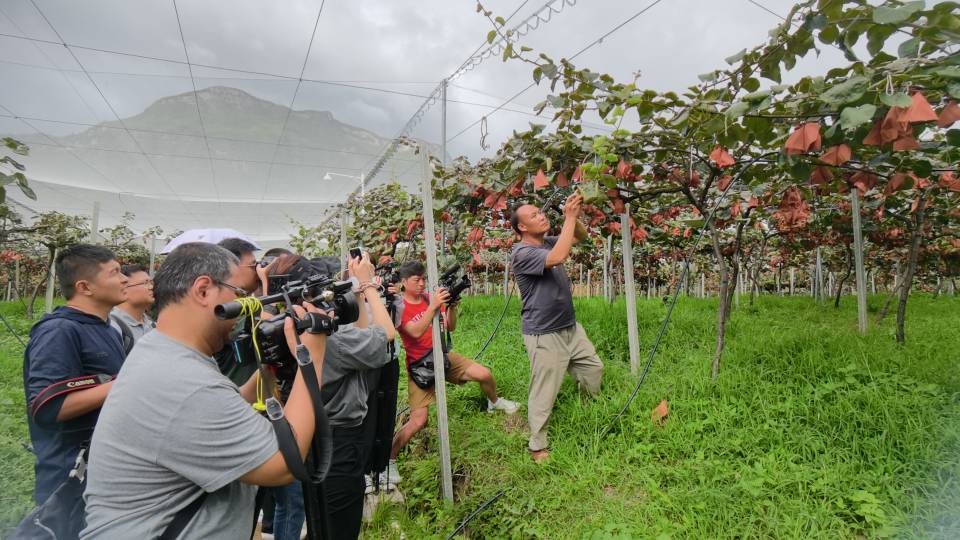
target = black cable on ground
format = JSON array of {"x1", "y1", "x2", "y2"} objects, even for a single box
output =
[
  {"x1": 601, "y1": 158, "x2": 764, "y2": 435},
  {"x1": 444, "y1": 490, "x2": 506, "y2": 540},
  {"x1": 473, "y1": 283, "x2": 515, "y2": 362},
  {"x1": 0, "y1": 311, "x2": 27, "y2": 349}
]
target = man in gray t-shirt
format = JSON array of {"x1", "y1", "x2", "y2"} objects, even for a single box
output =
[
  {"x1": 82, "y1": 242, "x2": 327, "y2": 539},
  {"x1": 510, "y1": 193, "x2": 603, "y2": 462}
]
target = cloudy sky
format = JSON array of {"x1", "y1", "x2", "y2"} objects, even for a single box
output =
[{"x1": 0, "y1": 0, "x2": 865, "y2": 240}]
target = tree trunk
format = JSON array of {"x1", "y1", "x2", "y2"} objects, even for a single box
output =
[
  {"x1": 709, "y1": 228, "x2": 729, "y2": 380},
  {"x1": 834, "y1": 243, "x2": 853, "y2": 309},
  {"x1": 896, "y1": 196, "x2": 927, "y2": 344}
]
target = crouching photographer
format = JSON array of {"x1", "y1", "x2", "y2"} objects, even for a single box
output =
[
  {"x1": 81, "y1": 242, "x2": 329, "y2": 539},
  {"x1": 263, "y1": 252, "x2": 396, "y2": 540}
]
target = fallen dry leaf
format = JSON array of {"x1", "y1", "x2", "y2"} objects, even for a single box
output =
[{"x1": 651, "y1": 399, "x2": 669, "y2": 426}]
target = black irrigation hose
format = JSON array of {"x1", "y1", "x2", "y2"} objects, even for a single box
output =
[
  {"x1": 602, "y1": 158, "x2": 764, "y2": 435},
  {"x1": 473, "y1": 283, "x2": 515, "y2": 362},
  {"x1": 444, "y1": 490, "x2": 506, "y2": 540},
  {"x1": 0, "y1": 311, "x2": 26, "y2": 349}
]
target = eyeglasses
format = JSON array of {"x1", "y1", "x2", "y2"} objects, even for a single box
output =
[
  {"x1": 125, "y1": 280, "x2": 154, "y2": 289},
  {"x1": 215, "y1": 281, "x2": 250, "y2": 298}
]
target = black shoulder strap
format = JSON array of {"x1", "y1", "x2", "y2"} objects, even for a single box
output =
[
  {"x1": 110, "y1": 314, "x2": 135, "y2": 356},
  {"x1": 159, "y1": 491, "x2": 209, "y2": 540},
  {"x1": 29, "y1": 374, "x2": 114, "y2": 420}
]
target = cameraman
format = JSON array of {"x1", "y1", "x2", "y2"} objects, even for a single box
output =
[
  {"x1": 388, "y1": 261, "x2": 518, "y2": 485},
  {"x1": 81, "y1": 242, "x2": 327, "y2": 539},
  {"x1": 266, "y1": 253, "x2": 395, "y2": 540}
]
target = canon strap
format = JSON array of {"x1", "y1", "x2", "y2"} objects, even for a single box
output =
[{"x1": 29, "y1": 374, "x2": 114, "y2": 420}]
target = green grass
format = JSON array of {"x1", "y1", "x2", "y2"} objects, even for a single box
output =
[
  {"x1": 1, "y1": 295, "x2": 958, "y2": 538},
  {"x1": 363, "y1": 294, "x2": 960, "y2": 539}
]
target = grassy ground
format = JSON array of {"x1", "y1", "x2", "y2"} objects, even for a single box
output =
[
  {"x1": 1, "y1": 295, "x2": 958, "y2": 538},
  {"x1": 362, "y1": 293, "x2": 960, "y2": 539}
]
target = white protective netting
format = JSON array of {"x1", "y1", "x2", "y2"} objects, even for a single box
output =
[{"x1": 0, "y1": 0, "x2": 846, "y2": 247}]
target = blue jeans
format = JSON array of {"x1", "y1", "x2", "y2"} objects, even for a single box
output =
[{"x1": 272, "y1": 481, "x2": 305, "y2": 540}]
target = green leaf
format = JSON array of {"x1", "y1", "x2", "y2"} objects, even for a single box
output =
[
  {"x1": 949, "y1": 82, "x2": 960, "y2": 99},
  {"x1": 742, "y1": 90, "x2": 770, "y2": 102},
  {"x1": 898, "y1": 37, "x2": 920, "y2": 58},
  {"x1": 913, "y1": 160, "x2": 933, "y2": 178},
  {"x1": 866, "y1": 25, "x2": 897, "y2": 57},
  {"x1": 873, "y1": 1, "x2": 924, "y2": 25},
  {"x1": 819, "y1": 76, "x2": 869, "y2": 106},
  {"x1": 725, "y1": 48, "x2": 747, "y2": 65},
  {"x1": 698, "y1": 72, "x2": 717, "y2": 82},
  {"x1": 17, "y1": 183, "x2": 36, "y2": 201},
  {"x1": 839, "y1": 104, "x2": 877, "y2": 131},
  {"x1": 819, "y1": 25, "x2": 839, "y2": 44},
  {"x1": 495, "y1": 16, "x2": 505, "y2": 25},
  {"x1": 879, "y1": 92, "x2": 912, "y2": 107},
  {"x1": 486, "y1": 30, "x2": 497, "y2": 44},
  {"x1": 932, "y1": 66, "x2": 960, "y2": 79},
  {"x1": 726, "y1": 101, "x2": 750, "y2": 119},
  {"x1": 947, "y1": 129, "x2": 960, "y2": 147}
]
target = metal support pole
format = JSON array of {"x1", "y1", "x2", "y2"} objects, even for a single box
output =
[
  {"x1": 815, "y1": 247, "x2": 824, "y2": 302},
  {"x1": 339, "y1": 211, "x2": 348, "y2": 275},
  {"x1": 586, "y1": 266, "x2": 591, "y2": 297},
  {"x1": 89, "y1": 201, "x2": 100, "y2": 243},
  {"x1": 602, "y1": 236, "x2": 610, "y2": 300},
  {"x1": 790, "y1": 268, "x2": 795, "y2": 296},
  {"x1": 502, "y1": 252, "x2": 510, "y2": 296},
  {"x1": 45, "y1": 248, "x2": 57, "y2": 314},
  {"x1": 578, "y1": 263, "x2": 583, "y2": 298},
  {"x1": 620, "y1": 206, "x2": 640, "y2": 374},
  {"x1": 420, "y1": 153, "x2": 454, "y2": 503},
  {"x1": 850, "y1": 189, "x2": 868, "y2": 334},
  {"x1": 148, "y1": 236, "x2": 157, "y2": 277},
  {"x1": 439, "y1": 79, "x2": 447, "y2": 258}
]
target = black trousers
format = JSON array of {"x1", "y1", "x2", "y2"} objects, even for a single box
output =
[{"x1": 324, "y1": 424, "x2": 367, "y2": 540}]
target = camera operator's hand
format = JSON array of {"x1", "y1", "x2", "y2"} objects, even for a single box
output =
[
  {"x1": 282, "y1": 304, "x2": 328, "y2": 359},
  {"x1": 563, "y1": 192, "x2": 583, "y2": 220},
  {"x1": 257, "y1": 256, "x2": 282, "y2": 294},
  {"x1": 349, "y1": 251, "x2": 376, "y2": 284},
  {"x1": 387, "y1": 283, "x2": 402, "y2": 296},
  {"x1": 431, "y1": 288, "x2": 452, "y2": 309}
]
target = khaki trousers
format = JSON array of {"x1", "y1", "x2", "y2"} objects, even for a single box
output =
[{"x1": 522, "y1": 323, "x2": 603, "y2": 451}]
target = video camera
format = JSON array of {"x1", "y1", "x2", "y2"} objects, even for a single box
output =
[
  {"x1": 215, "y1": 272, "x2": 360, "y2": 381},
  {"x1": 439, "y1": 264, "x2": 471, "y2": 303},
  {"x1": 376, "y1": 262, "x2": 401, "y2": 301}
]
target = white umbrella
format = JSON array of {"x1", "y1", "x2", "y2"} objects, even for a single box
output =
[{"x1": 160, "y1": 228, "x2": 261, "y2": 254}]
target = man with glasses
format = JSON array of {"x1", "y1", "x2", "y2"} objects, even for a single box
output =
[
  {"x1": 82, "y1": 242, "x2": 329, "y2": 539},
  {"x1": 214, "y1": 238, "x2": 262, "y2": 387},
  {"x1": 109, "y1": 264, "x2": 156, "y2": 355}
]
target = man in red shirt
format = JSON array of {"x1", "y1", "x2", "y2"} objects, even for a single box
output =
[{"x1": 386, "y1": 261, "x2": 517, "y2": 487}]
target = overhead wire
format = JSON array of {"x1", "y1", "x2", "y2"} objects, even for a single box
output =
[
  {"x1": 257, "y1": 0, "x2": 326, "y2": 236},
  {"x1": 172, "y1": 0, "x2": 222, "y2": 212},
  {"x1": 362, "y1": 0, "x2": 577, "y2": 185},
  {"x1": 447, "y1": 0, "x2": 667, "y2": 144},
  {"x1": 25, "y1": 0, "x2": 204, "y2": 224}
]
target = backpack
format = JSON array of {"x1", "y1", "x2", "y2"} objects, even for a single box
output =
[{"x1": 109, "y1": 315, "x2": 135, "y2": 357}]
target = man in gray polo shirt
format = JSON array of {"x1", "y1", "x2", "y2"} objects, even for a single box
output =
[
  {"x1": 109, "y1": 264, "x2": 155, "y2": 354},
  {"x1": 82, "y1": 242, "x2": 328, "y2": 539},
  {"x1": 510, "y1": 192, "x2": 603, "y2": 462}
]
